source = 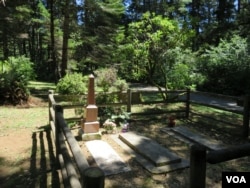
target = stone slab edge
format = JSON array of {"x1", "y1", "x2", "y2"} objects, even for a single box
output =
[
  {"x1": 118, "y1": 132, "x2": 181, "y2": 167},
  {"x1": 111, "y1": 135, "x2": 189, "y2": 174},
  {"x1": 161, "y1": 128, "x2": 194, "y2": 146},
  {"x1": 78, "y1": 129, "x2": 102, "y2": 141},
  {"x1": 171, "y1": 126, "x2": 226, "y2": 151},
  {"x1": 85, "y1": 140, "x2": 131, "y2": 176}
]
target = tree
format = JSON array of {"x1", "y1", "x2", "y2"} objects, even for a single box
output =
[
  {"x1": 198, "y1": 34, "x2": 250, "y2": 95},
  {"x1": 61, "y1": 0, "x2": 70, "y2": 77},
  {"x1": 0, "y1": 1, "x2": 33, "y2": 59},
  {"x1": 116, "y1": 12, "x2": 195, "y2": 100},
  {"x1": 74, "y1": 0, "x2": 125, "y2": 72},
  {"x1": 237, "y1": 0, "x2": 250, "y2": 37},
  {"x1": 126, "y1": 0, "x2": 191, "y2": 20},
  {"x1": 48, "y1": 0, "x2": 58, "y2": 82}
]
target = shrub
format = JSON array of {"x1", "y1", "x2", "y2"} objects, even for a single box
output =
[
  {"x1": 56, "y1": 73, "x2": 87, "y2": 94},
  {"x1": 114, "y1": 79, "x2": 128, "y2": 92},
  {"x1": 0, "y1": 56, "x2": 35, "y2": 105},
  {"x1": 198, "y1": 35, "x2": 250, "y2": 95},
  {"x1": 95, "y1": 68, "x2": 118, "y2": 92},
  {"x1": 95, "y1": 68, "x2": 129, "y2": 124}
]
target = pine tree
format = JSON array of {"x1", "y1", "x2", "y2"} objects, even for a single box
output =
[{"x1": 75, "y1": 0, "x2": 125, "y2": 72}]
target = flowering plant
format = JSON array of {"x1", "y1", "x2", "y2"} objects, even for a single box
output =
[{"x1": 103, "y1": 119, "x2": 117, "y2": 131}]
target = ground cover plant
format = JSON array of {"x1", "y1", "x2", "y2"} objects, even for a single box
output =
[{"x1": 0, "y1": 81, "x2": 250, "y2": 187}]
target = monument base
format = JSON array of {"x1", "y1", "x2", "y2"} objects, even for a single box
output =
[
  {"x1": 83, "y1": 121, "x2": 100, "y2": 133},
  {"x1": 78, "y1": 129, "x2": 102, "y2": 141}
]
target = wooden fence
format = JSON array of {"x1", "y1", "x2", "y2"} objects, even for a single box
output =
[
  {"x1": 48, "y1": 88, "x2": 249, "y2": 187},
  {"x1": 189, "y1": 143, "x2": 250, "y2": 188},
  {"x1": 53, "y1": 88, "x2": 191, "y2": 117},
  {"x1": 49, "y1": 91, "x2": 105, "y2": 188},
  {"x1": 189, "y1": 92, "x2": 249, "y2": 138},
  {"x1": 48, "y1": 89, "x2": 190, "y2": 187},
  {"x1": 52, "y1": 88, "x2": 249, "y2": 137}
]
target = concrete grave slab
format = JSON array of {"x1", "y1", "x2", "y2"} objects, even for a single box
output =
[
  {"x1": 119, "y1": 132, "x2": 181, "y2": 167},
  {"x1": 161, "y1": 127, "x2": 194, "y2": 146},
  {"x1": 85, "y1": 140, "x2": 131, "y2": 176},
  {"x1": 168, "y1": 126, "x2": 226, "y2": 151},
  {"x1": 111, "y1": 133, "x2": 189, "y2": 174}
]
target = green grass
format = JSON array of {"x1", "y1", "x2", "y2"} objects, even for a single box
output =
[
  {"x1": 0, "y1": 107, "x2": 48, "y2": 132},
  {"x1": 28, "y1": 80, "x2": 56, "y2": 89},
  {"x1": 28, "y1": 81, "x2": 56, "y2": 94}
]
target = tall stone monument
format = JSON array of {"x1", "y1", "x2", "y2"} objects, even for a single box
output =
[{"x1": 81, "y1": 74, "x2": 101, "y2": 140}]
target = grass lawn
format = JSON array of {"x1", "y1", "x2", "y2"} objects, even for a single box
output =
[{"x1": 28, "y1": 81, "x2": 56, "y2": 94}]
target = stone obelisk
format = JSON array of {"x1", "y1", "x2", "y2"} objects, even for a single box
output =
[{"x1": 81, "y1": 74, "x2": 101, "y2": 140}]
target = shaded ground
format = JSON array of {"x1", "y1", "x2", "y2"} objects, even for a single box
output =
[
  {"x1": 0, "y1": 97, "x2": 62, "y2": 188},
  {"x1": 0, "y1": 93, "x2": 250, "y2": 188}
]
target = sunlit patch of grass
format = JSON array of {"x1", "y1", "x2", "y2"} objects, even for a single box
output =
[
  {"x1": 28, "y1": 81, "x2": 56, "y2": 95},
  {"x1": 131, "y1": 102, "x2": 186, "y2": 115},
  {"x1": 0, "y1": 107, "x2": 48, "y2": 131},
  {"x1": 28, "y1": 81, "x2": 56, "y2": 90}
]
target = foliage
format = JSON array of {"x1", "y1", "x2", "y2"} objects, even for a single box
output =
[
  {"x1": 56, "y1": 73, "x2": 87, "y2": 94},
  {"x1": 102, "y1": 107, "x2": 130, "y2": 133},
  {"x1": 115, "y1": 12, "x2": 195, "y2": 99},
  {"x1": 111, "y1": 109, "x2": 131, "y2": 127},
  {"x1": 95, "y1": 67, "x2": 128, "y2": 92},
  {"x1": 95, "y1": 68, "x2": 118, "y2": 92},
  {"x1": 74, "y1": 0, "x2": 125, "y2": 71},
  {"x1": 114, "y1": 79, "x2": 128, "y2": 92},
  {"x1": 95, "y1": 68, "x2": 128, "y2": 122},
  {"x1": 198, "y1": 35, "x2": 250, "y2": 95},
  {"x1": 0, "y1": 56, "x2": 35, "y2": 104},
  {"x1": 165, "y1": 48, "x2": 202, "y2": 90},
  {"x1": 1, "y1": 0, "x2": 250, "y2": 97}
]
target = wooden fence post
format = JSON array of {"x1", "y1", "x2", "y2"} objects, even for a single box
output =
[
  {"x1": 82, "y1": 167, "x2": 105, "y2": 188},
  {"x1": 189, "y1": 144, "x2": 207, "y2": 188},
  {"x1": 186, "y1": 88, "x2": 190, "y2": 118},
  {"x1": 127, "y1": 88, "x2": 131, "y2": 113},
  {"x1": 48, "y1": 90, "x2": 54, "y2": 122},
  {"x1": 55, "y1": 104, "x2": 63, "y2": 167},
  {"x1": 243, "y1": 95, "x2": 250, "y2": 138}
]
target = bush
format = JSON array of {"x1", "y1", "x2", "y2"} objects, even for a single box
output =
[
  {"x1": 95, "y1": 68, "x2": 129, "y2": 124},
  {"x1": 56, "y1": 73, "x2": 87, "y2": 94},
  {"x1": 114, "y1": 79, "x2": 128, "y2": 92},
  {"x1": 0, "y1": 56, "x2": 35, "y2": 105},
  {"x1": 198, "y1": 35, "x2": 250, "y2": 95},
  {"x1": 95, "y1": 68, "x2": 118, "y2": 92}
]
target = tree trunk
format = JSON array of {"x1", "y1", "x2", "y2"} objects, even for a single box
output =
[
  {"x1": 61, "y1": 0, "x2": 70, "y2": 77},
  {"x1": 2, "y1": 18, "x2": 9, "y2": 59},
  {"x1": 49, "y1": 0, "x2": 59, "y2": 83}
]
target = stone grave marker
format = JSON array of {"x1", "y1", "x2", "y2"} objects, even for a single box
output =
[{"x1": 80, "y1": 74, "x2": 101, "y2": 140}]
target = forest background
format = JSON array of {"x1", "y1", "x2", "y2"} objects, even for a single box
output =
[{"x1": 1, "y1": 0, "x2": 250, "y2": 104}]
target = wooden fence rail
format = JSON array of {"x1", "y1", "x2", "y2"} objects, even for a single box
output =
[
  {"x1": 53, "y1": 88, "x2": 190, "y2": 117},
  {"x1": 189, "y1": 94, "x2": 249, "y2": 138},
  {"x1": 49, "y1": 91, "x2": 104, "y2": 188},
  {"x1": 189, "y1": 143, "x2": 250, "y2": 188},
  {"x1": 48, "y1": 89, "x2": 249, "y2": 187},
  {"x1": 51, "y1": 89, "x2": 249, "y2": 137}
]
